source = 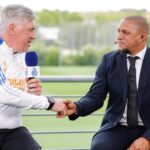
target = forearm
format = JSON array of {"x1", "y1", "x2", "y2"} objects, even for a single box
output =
[
  {"x1": 68, "y1": 96, "x2": 104, "y2": 120},
  {"x1": 0, "y1": 75, "x2": 49, "y2": 109}
]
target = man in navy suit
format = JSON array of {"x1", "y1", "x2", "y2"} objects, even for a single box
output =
[{"x1": 64, "y1": 16, "x2": 150, "y2": 150}]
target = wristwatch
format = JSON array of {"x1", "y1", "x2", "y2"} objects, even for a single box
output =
[{"x1": 46, "y1": 97, "x2": 55, "y2": 110}]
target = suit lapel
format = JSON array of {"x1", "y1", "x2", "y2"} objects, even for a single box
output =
[
  {"x1": 116, "y1": 52, "x2": 128, "y2": 103},
  {"x1": 138, "y1": 48, "x2": 150, "y2": 107}
]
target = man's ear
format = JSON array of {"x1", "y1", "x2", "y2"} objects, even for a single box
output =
[
  {"x1": 141, "y1": 34, "x2": 144, "y2": 39},
  {"x1": 8, "y1": 23, "x2": 15, "y2": 35},
  {"x1": 140, "y1": 32, "x2": 147, "y2": 41}
]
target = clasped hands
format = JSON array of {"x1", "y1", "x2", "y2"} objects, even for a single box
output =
[
  {"x1": 26, "y1": 78, "x2": 76, "y2": 117},
  {"x1": 50, "y1": 99, "x2": 77, "y2": 118}
]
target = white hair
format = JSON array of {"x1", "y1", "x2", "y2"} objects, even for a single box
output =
[{"x1": 0, "y1": 4, "x2": 36, "y2": 34}]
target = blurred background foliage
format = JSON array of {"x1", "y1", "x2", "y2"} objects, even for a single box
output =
[{"x1": 29, "y1": 9, "x2": 150, "y2": 66}]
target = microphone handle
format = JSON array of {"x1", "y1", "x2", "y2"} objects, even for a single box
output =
[{"x1": 28, "y1": 77, "x2": 35, "y2": 80}]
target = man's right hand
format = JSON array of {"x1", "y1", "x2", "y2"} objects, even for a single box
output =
[
  {"x1": 54, "y1": 99, "x2": 77, "y2": 118},
  {"x1": 63, "y1": 100, "x2": 77, "y2": 116}
]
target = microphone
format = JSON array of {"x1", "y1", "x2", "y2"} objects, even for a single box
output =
[
  {"x1": 25, "y1": 51, "x2": 40, "y2": 79},
  {"x1": 0, "y1": 38, "x2": 3, "y2": 45},
  {"x1": 114, "y1": 41, "x2": 117, "y2": 44}
]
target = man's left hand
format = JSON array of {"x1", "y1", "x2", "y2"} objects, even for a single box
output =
[{"x1": 128, "y1": 137, "x2": 150, "y2": 150}]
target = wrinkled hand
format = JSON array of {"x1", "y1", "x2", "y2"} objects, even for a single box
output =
[
  {"x1": 26, "y1": 78, "x2": 42, "y2": 95},
  {"x1": 63, "y1": 99, "x2": 77, "y2": 116},
  {"x1": 127, "y1": 137, "x2": 150, "y2": 150},
  {"x1": 51, "y1": 98, "x2": 67, "y2": 118}
]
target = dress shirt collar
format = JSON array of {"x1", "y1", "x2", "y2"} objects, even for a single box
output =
[{"x1": 127, "y1": 46, "x2": 147, "y2": 61}]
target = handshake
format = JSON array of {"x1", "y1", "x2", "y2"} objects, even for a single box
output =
[{"x1": 50, "y1": 99, "x2": 77, "y2": 118}]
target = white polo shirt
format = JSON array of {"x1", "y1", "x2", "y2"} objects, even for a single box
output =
[{"x1": 0, "y1": 42, "x2": 49, "y2": 129}]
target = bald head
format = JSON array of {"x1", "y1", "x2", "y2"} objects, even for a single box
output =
[
  {"x1": 123, "y1": 16, "x2": 149, "y2": 34},
  {"x1": 117, "y1": 16, "x2": 149, "y2": 55}
]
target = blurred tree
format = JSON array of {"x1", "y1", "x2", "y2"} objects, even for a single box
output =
[
  {"x1": 30, "y1": 9, "x2": 150, "y2": 66},
  {"x1": 45, "y1": 46, "x2": 60, "y2": 65},
  {"x1": 36, "y1": 10, "x2": 83, "y2": 26}
]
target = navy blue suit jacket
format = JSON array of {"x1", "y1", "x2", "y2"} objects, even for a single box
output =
[{"x1": 69, "y1": 47, "x2": 150, "y2": 140}]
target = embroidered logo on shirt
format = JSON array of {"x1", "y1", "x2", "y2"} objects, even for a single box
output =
[{"x1": 7, "y1": 78, "x2": 26, "y2": 91}]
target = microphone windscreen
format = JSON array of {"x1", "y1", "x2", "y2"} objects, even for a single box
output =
[
  {"x1": 0, "y1": 38, "x2": 3, "y2": 45},
  {"x1": 25, "y1": 51, "x2": 38, "y2": 66}
]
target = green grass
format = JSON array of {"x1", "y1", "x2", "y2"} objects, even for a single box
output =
[
  {"x1": 23, "y1": 114, "x2": 103, "y2": 149},
  {"x1": 40, "y1": 66, "x2": 97, "y2": 76},
  {"x1": 23, "y1": 66, "x2": 106, "y2": 149}
]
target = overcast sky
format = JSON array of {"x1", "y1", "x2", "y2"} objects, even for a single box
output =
[{"x1": 1, "y1": 0, "x2": 150, "y2": 12}]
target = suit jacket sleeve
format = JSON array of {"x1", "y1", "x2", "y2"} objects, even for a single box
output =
[
  {"x1": 69, "y1": 55, "x2": 109, "y2": 120},
  {"x1": 142, "y1": 129, "x2": 150, "y2": 140}
]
